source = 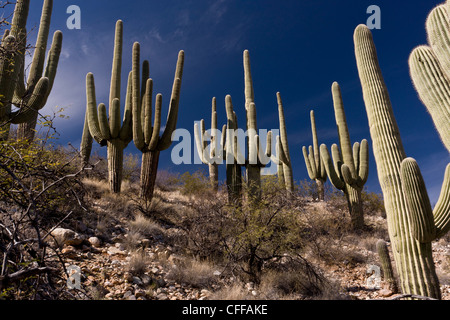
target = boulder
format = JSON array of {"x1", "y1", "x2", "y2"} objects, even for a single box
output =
[{"x1": 50, "y1": 228, "x2": 84, "y2": 247}]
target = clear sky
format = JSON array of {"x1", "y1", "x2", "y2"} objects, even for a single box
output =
[{"x1": 10, "y1": 0, "x2": 450, "y2": 203}]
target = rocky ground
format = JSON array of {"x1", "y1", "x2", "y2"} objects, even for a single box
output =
[{"x1": 49, "y1": 191, "x2": 450, "y2": 301}]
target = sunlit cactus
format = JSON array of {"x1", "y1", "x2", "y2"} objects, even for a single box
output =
[
  {"x1": 276, "y1": 92, "x2": 294, "y2": 193},
  {"x1": 194, "y1": 97, "x2": 223, "y2": 192},
  {"x1": 320, "y1": 82, "x2": 369, "y2": 229},
  {"x1": 0, "y1": 0, "x2": 62, "y2": 141},
  {"x1": 354, "y1": 23, "x2": 450, "y2": 299},
  {"x1": 302, "y1": 110, "x2": 327, "y2": 200},
  {"x1": 408, "y1": 3, "x2": 450, "y2": 151}
]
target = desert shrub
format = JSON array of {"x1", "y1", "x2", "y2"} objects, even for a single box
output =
[
  {"x1": 166, "y1": 258, "x2": 219, "y2": 288},
  {"x1": 361, "y1": 190, "x2": 385, "y2": 217},
  {"x1": 0, "y1": 134, "x2": 88, "y2": 299},
  {"x1": 122, "y1": 153, "x2": 141, "y2": 183},
  {"x1": 179, "y1": 177, "x2": 309, "y2": 285},
  {"x1": 179, "y1": 169, "x2": 213, "y2": 198},
  {"x1": 155, "y1": 170, "x2": 181, "y2": 192}
]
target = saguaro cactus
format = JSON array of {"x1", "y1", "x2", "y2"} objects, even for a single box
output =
[
  {"x1": 131, "y1": 41, "x2": 184, "y2": 202},
  {"x1": 408, "y1": 3, "x2": 450, "y2": 151},
  {"x1": 276, "y1": 92, "x2": 294, "y2": 193},
  {"x1": 376, "y1": 239, "x2": 398, "y2": 293},
  {"x1": 320, "y1": 82, "x2": 369, "y2": 229},
  {"x1": 79, "y1": 109, "x2": 93, "y2": 169},
  {"x1": 0, "y1": 0, "x2": 62, "y2": 140},
  {"x1": 86, "y1": 20, "x2": 133, "y2": 193},
  {"x1": 241, "y1": 50, "x2": 272, "y2": 200},
  {"x1": 302, "y1": 110, "x2": 327, "y2": 200},
  {"x1": 354, "y1": 24, "x2": 450, "y2": 299}
]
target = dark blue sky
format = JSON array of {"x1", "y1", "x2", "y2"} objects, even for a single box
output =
[{"x1": 13, "y1": 0, "x2": 449, "y2": 202}]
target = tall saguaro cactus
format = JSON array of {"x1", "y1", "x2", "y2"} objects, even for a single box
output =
[
  {"x1": 241, "y1": 50, "x2": 272, "y2": 200},
  {"x1": 320, "y1": 82, "x2": 369, "y2": 229},
  {"x1": 86, "y1": 20, "x2": 133, "y2": 193},
  {"x1": 409, "y1": 3, "x2": 450, "y2": 151},
  {"x1": 354, "y1": 24, "x2": 450, "y2": 299},
  {"x1": 131, "y1": 41, "x2": 184, "y2": 202},
  {"x1": 302, "y1": 110, "x2": 327, "y2": 200},
  {"x1": 0, "y1": 0, "x2": 62, "y2": 140}
]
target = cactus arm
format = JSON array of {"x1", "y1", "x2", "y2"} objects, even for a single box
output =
[
  {"x1": 85, "y1": 73, "x2": 106, "y2": 146},
  {"x1": 10, "y1": 0, "x2": 29, "y2": 39},
  {"x1": 141, "y1": 60, "x2": 150, "y2": 102},
  {"x1": 42, "y1": 30, "x2": 62, "y2": 100},
  {"x1": 434, "y1": 163, "x2": 450, "y2": 238},
  {"x1": 194, "y1": 121, "x2": 206, "y2": 163},
  {"x1": 131, "y1": 42, "x2": 145, "y2": 151},
  {"x1": 426, "y1": 5, "x2": 450, "y2": 83},
  {"x1": 80, "y1": 109, "x2": 93, "y2": 167},
  {"x1": 320, "y1": 144, "x2": 345, "y2": 190},
  {"x1": 277, "y1": 136, "x2": 286, "y2": 186},
  {"x1": 157, "y1": 78, "x2": 181, "y2": 151},
  {"x1": 143, "y1": 78, "x2": 153, "y2": 145},
  {"x1": 109, "y1": 20, "x2": 122, "y2": 109},
  {"x1": 109, "y1": 98, "x2": 121, "y2": 139},
  {"x1": 332, "y1": 82, "x2": 357, "y2": 178},
  {"x1": 148, "y1": 93, "x2": 162, "y2": 151},
  {"x1": 331, "y1": 144, "x2": 343, "y2": 181},
  {"x1": 243, "y1": 50, "x2": 255, "y2": 112},
  {"x1": 27, "y1": 0, "x2": 52, "y2": 90},
  {"x1": 302, "y1": 146, "x2": 315, "y2": 180},
  {"x1": 358, "y1": 139, "x2": 370, "y2": 187},
  {"x1": 310, "y1": 111, "x2": 321, "y2": 174},
  {"x1": 119, "y1": 71, "x2": 132, "y2": 143},
  {"x1": 401, "y1": 158, "x2": 437, "y2": 243},
  {"x1": 409, "y1": 45, "x2": 450, "y2": 152},
  {"x1": 158, "y1": 50, "x2": 184, "y2": 151},
  {"x1": 10, "y1": 77, "x2": 49, "y2": 124},
  {"x1": 97, "y1": 103, "x2": 111, "y2": 141}
]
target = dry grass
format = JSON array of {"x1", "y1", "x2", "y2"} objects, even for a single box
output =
[{"x1": 166, "y1": 258, "x2": 220, "y2": 289}]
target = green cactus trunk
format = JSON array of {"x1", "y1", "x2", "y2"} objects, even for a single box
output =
[
  {"x1": 209, "y1": 162, "x2": 219, "y2": 192},
  {"x1": 107, "y1": 139, "x2": 124, "y2": 193},
  {"x1": 140, "y1": 150, "x2": 160, "y2": 202},
  {"x1": 354, "y1": 24, "x2": 443, "y2": 299},
  {"x1": 346, "y1": 186, "x2": 364, "y2": 230}
]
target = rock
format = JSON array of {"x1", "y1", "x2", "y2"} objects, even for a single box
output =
[
  {"x1": 133, "y1": 276, "x2": 144, "y2": 286},
  {"x1": 156, "y1": 293, "x2": 169, "y2": 300},
  {"x1": 51, "y1": 228, "x2": 84, "y2": 247},
  {"x1": 379, "y1": 289, "x2": 394, "y2": 297},
  {"x1": 61, "y1": 246, "x2": 77, "y2": 258},
  {"x1": 107, "y1": 246, "x2": 126, "y2": 256},
  {"x1": 88, "y1": 237, "x2": 102, "y2": 247}
]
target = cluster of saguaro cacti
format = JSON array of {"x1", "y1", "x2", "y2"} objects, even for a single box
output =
[
  {"x1": 194, "y1": 97, "x2": 226, "y2": 192},
  {"x1": 320, "y1": 82, "x2": 369, "y2": 229},
  {"x1": 354, "y1": 24, "x2": 450, "y2": 299},
  {"x1": 131, "y1": 41, "x2": 184, "y2": 202},
  {"x1": 302, "y1": 110, "x2": 327, "y2": 200},
  {"x1": 408, "y1": 2, "x2": 450, "y2": 151},
  {"x1": 0, "y1": 0, "x2": 62, "y2": 141},
  {"x1": 84, "y1": 20, "x2": 133, "y2": 193}
]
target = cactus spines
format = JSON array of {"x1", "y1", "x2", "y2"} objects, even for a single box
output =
[
  {"x1": 302, "y1": 110, "x2": 327, "y2": 200},
  {"x1": 85, "y1": 20, "x2": 133, "y2": 193},
  {"x1": 320, "y1": 82, "x2": 369, "y2": 229},
  {"x1": 276, "y1": 92, "x2": 294, "y2": 193},
  {"x1": 376, "y1": 240, "x2": 398, "y2": 293},
  {"x1": 194, "y1": 97, "x2": 220, "y2": 191},
  {"x1": 0, "y1": 0, "x2": 62, "y2": 140},
  {"x1": 131, "y1": 41, "x2": 184, "y2": 201},
  {"x1": 409, "y1": 4, "x2": 450, "y2": 151},
  {"x1": 354, "y1": 23, "x2": 450, "y2": 299}
]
